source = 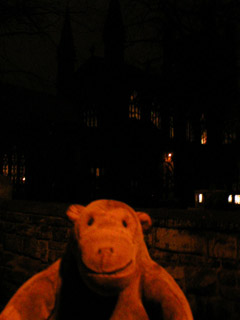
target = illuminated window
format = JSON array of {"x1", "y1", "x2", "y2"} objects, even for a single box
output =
[
  {"x1": 234, "y1": 195, "x2": 240, "y2": 204},
  {"x1": 11, "y1": 153, "x2": 18, "y2": 183},
  {"x1": 2, "y1": 151, "x2": 26, "y2": 184},
  {"x1": 151, "y1": 107, "x2": 161, "y2": 128},
  {"x1": 169, "y1": 116, "x2": 174, "y2": 139},
  {"x1": 163, "y1": 152, "x2": 174, "y2": 191},
  {"x1": 198, "y1": 193, "x2": 203, "y2": 203},
  {"x1": 223, "y1": 124, "x2": 236, "y2": 144},
  {"x1": 165, "y1": 153, "x2": 173, "y2": 163},
  {"x1": 2, "y1": 154, "x2": 9, "y2": 176},
  {"x1": 96, "y1": 167, "x2": 100, "y2": 177},
  {"x1": 228, "y1": 194, "x2": 233, "y2": 203},
  {"x1": 201, "y1": 130, "x2": 207, "y2": 144},
  {"x1": 84, "y1": 109, "x2": 98, "y2": 127},
  {"x1": 19, "y1": 155, "x2": 26, "y2": 184},
  {"x1": 200, "y1": 114, "x2": 207, "y2": 144},
  {"x1": 129, "y1": 91, "x2": 141, "y2": 120},
  {"x1": 91, "y1": 167, "x2": 104, "y2": 178}
]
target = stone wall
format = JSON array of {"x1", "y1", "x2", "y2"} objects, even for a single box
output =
[
  {"x1": 1, "y1": 200, "x2": 240, "y2": 319},
  {"x1": 0, "y1": 200, "x2": 70, "y2": 310},
  {"x1": 145, "y1": 208, "x2": 240, "y2": 320}
]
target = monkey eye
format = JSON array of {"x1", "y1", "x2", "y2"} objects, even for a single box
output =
[
  {"x1": 122, "y1": 220, "x2": 128, "y2": 228},
  {"x1": 88, "y1": 217, "x2": 94, "y2": 226}
]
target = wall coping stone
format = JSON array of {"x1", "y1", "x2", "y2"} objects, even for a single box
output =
[
  {"x1": 0, "y1": 200, "x2": 70, "y2": 218},
  {"x1": 139, "y1": 207, "x2": 240, "y2": 232}
]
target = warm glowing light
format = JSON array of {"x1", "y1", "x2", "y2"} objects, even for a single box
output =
[
  {"x1": 165, "y1": 153, "x2": 173, "y2": 163},
  {"x1": 84, "y1": 110, "x2": 98, "y2": 127},
  {"x1": 198, "y1": 194, "x2": 203, "y2": 203},
  {"x1": 234, "y1": 195, "x2": 240, "y2": 204},
  {"x1": 129, "y1": 104, "x2": 141, "y2": 120},
  {"x1": 151, "y1": 110, "x2": 161, "y2": 128},
  {"x1": 201, "y1": 130, "x2": 207, "y2": 144},
  {"x1": 96, "y1": 168, "x2": 100, "y2": 177},
  {"x1": 228, "y1": 195, "x2": 233, "y2": 203},
  {"x1": 3, "y1": 154, "x2": 9, "y2": 176},
  {"x1": 169, "y1": 116, "x2": 174, "y2": 139}
]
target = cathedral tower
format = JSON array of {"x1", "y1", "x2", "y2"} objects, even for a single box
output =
[
  {"x1": 57, "y1": 6, "x2": 75, "y2": 96},
  {"x1": 103, "y1": 0, "x2": 125, "y2": 68}
]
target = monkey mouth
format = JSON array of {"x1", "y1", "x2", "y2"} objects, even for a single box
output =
[{"x1": 84, "y1": 260, "x2": 133, "y2": 276}]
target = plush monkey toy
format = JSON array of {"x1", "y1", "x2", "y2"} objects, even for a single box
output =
[{"x1": 0, "y1": 199, "x2": 193, "y2": 320}]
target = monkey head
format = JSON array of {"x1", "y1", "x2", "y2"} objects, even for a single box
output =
[{"x1": 66, "y1": 199, "x2": 152, "y2": 295}]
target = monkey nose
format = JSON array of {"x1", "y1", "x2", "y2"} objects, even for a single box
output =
[{"x1": 98, "y1": 247, "x2": 114, "y2": 255}]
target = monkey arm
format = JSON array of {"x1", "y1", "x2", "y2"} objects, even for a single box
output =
[
  {"x1": 0, "y1": 260, "x2": 61, "y2": 320},
  {"x1": 110, "y1": 274, "x2": 149, "y2": 320},
  {"x1": 143, "y1": 263, "x2": 193, "y2": 320}
]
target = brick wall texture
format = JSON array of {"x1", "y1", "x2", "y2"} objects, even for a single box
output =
[{"x1": 1, "y1": 200, "x2": 240, "y2": 319}]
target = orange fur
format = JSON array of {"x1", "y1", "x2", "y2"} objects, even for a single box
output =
[{"x1": 0, "y1": 200, "x2": 193, "y2": 320}]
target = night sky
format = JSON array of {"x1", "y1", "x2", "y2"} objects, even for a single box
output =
[
  {"x1": 1, "y1": 1, "x2": 239, "y2": 94},
  {"x1": 0, "y1": 0, "x2": 164, "y2": 94}
]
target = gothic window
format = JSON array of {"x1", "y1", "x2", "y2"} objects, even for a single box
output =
[
  {"x1": 130, "y1": 179, "x2": 138, "y2": 190},
  {"x1": 169, "y1": 116, "x2": 174, "y2": 139},
  {"x1": 2, "y1": 152, "x2": 26, "y2": 184},
  {"x1": 223, "y1": 121, "x2": 236, "y2": 144},
  {"x1": 151, "y1": 107, "x2": 161, "y2": 128},
  {"x1": 200, "y1": 113, "x2": 207, "y2": 144},
  {"x1": 91, "y1": 167, "x2": 104, "y2": 178},
  {"x1": 19, "y1": 155, "x2": 26, "y2": 184},
  {"x1": 11, "y1": 152, "x2": 18, "y2": 183},
  {"x1": 84, "y1": 109, "x2": 98, "y2": 127},
  {"x1": 129, "y1": 91, "x2": 141, "y2": 120},
  {"x1": 2, "y1": 154, "x2": 9, "y2": 176},
  {"x1": 162, "y1": 152, "x2": 174, "y2": 193}
]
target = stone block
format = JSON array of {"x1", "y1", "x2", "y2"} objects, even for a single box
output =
[
  {"x1": 148, "y1": 248, "x2": 180, "y2": 266},
  {"x1": 220, "y1": 286, "x2": 240, "y2": 301},
  {"x1": 42, "y1": 216, "x2": 69, "y2": 227},
  {"x1": 5, "y1": 212, "x2": 30, "y2": 223},
  {"x1": 208, "y1": 234, "x2": 237, "y2": 260},
  {"x1": 2, "y1": 221, "x2": 17, "y2": 234},
  {"x1": 165, "y1": 266, "x2": 186, "y2": 291},
  {"x1": 48, "y1": 250, "x2": 63, "y2": 263},
  {"x1": 22, "y1": 238, "x2": 49, "y2": 262},
  {"x1": 3, "y1": 234, "x2": 23, "y2": 253},
  {"x1": 49, "y1": 240, "x2": 67, "y2": 251},
  {"x1": 155, "y1": 228, "x2": 207, "y2": 255},
  {"x1": 16, "y1": 224, "x2": 35, "y2": 237},
  {"x1": 52, "y1": 227, "x2": 70, "y2": 242},
  {"x1": 35, "y1": 224, "x2": 53, "y2": 240},
  {"x1": 193, "y1": 296, "x2": 237, "y2": 320},
  {"x1": 37, "y1": 239, "x2": 49, "y2": 263},
  {"x1": 185, "y1": 267, "x2": 218, "y2": 296},
  {"x1": 218, "y1": 270, "x2": 237, "y2": 286}
]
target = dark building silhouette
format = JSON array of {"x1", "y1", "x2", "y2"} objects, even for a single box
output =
[
  {"x1": 57, "y1": 6, "x2": 76, "y2": 97},
  {"x1": 1, "y1": 0, "x2": 240, "y2": 207}
]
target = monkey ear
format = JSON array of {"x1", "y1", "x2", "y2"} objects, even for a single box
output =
[
  {"x1": 136, "y1": 212, "x2": 152, "y2": 233},
  {"x1": 66, "y1": 204, "x2": 85, "y2": 223}
]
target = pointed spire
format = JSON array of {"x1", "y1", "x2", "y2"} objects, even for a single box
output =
[
  {"x1": 103, "y1": 0, "x2": 125, "y2": 67},
  {"x1": 57, "y1": 4, "x2": 75, "y2": 95}
]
